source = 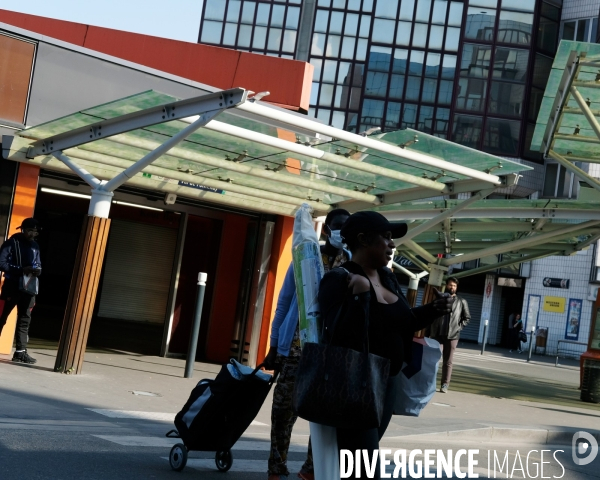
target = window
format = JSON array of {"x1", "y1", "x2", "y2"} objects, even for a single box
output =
[
  {"x1": 542, "y1": 163, "x2": 576, "y2": 198},
  {"x1": 561, "y1": 17, "x2": 598, "y2": 43}
]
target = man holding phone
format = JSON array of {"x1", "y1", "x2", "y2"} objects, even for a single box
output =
[{"x1": 0, "y1": 218, "x2": 42, "y2": 364}]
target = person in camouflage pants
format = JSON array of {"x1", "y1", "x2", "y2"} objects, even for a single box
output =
[{"x1": 264, "y1": 209, "x2": 350, "y2": 480}]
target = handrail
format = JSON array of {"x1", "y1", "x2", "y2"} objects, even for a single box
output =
[{"x1": 555, "y1": 339, "x2": 587, "y2": 366}]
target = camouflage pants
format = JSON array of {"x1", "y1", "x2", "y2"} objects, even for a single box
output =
[{"x1": 268, "y1": 329, "x2": 313, "y2": 476}]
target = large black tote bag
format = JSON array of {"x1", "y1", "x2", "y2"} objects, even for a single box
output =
[{"x1": 293, "y1": 294, "x2": 390, "y2": 430}]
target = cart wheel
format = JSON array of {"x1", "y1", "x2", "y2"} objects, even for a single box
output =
[
  {"x1": 169, "y1": 443, "x2": 188, "y2": 471},
  {"x1": 215, "y1": 450, "x2": 233, "y2": 472}
]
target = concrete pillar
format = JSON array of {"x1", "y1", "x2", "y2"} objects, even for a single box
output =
[
  {"x1": 479, "y1": 274, "x2": 503, "y2": 344},
  {"x1": 54, "y1": 215, "x2": 111, "y2": 374}
]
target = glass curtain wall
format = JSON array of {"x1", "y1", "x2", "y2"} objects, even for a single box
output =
[{"x1": 199, "y1": 0, "x2": 302, "y2": 58}]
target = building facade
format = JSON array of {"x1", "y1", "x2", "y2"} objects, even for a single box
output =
[{"x1": 198, "y1": 0, "x2": 600, "y2": 358}]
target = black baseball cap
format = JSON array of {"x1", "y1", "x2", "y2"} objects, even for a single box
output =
[
  {"x1": 340, "y1": 211, "x2": 407, "y2": 244},
  {"x1": 17, "y1": 218, "x2": 40, "y2": 230}
]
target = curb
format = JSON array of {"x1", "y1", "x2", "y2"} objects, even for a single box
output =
[{"x1": 385, "y1": 427, "x2": 600, "y2": 446}]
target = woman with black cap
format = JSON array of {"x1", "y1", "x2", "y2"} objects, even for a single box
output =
[{"x1": 317, "y1": 211, "x2": 453, "y2": 479}]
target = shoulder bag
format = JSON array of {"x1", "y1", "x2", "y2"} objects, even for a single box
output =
[
  {"x1": 293, "y1": 279, "x2": 390, "y2": 430},
  {"x1": 15, "y1": 240, "x2": 39, "y2": 296}
]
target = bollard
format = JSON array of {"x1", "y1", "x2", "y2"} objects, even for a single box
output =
[
  {"x1": 527, "y1": 325, "x2": 535, "y2": 362},
  {"x1": 184, "y1": 272, "x2": 208, "y2": 378},
  {"x1": 481, "y1": 319, "x2": 489, "y2": 355}
]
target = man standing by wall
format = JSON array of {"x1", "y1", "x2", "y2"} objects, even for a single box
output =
[
  {"x1": 0, "y1": 218, "x2": 42, "y2": 364},
  {"x1": 263, "y1": 208, "x2": 350, "y2": 480},
  {"x1": 429, "y1": 276, "x2": 470, "y2": 393}
]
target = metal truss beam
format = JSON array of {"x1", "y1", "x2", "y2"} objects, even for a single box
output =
[
  {"x1": 451, "y1": 251, "x2": 563, "y2": 280},
  {"x1": 397, "y1": 250, "x2": 431, "y2": 273},
  {"x1": 402, "y1": 240, "x2": 437, "y2": 264},
  {"x1": 548, "y1": 150, "x2": 600, "y2": 193},
  {"x1": 25, "y1": 89, "x2": 247, "y2": 158},
  {"x1": 385, "y1": 208, "x2": 600, "y2": 221},
  {"x1": 570, "y1": 86, "x2": 600, "y2": 141}
]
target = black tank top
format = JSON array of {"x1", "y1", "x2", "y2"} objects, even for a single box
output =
[{"x1": 369, "y1": 298, "x2": 406, "y2": 376}]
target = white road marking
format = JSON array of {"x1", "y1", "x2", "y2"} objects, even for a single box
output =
[
  {"x1": 177, "y1": 458, "x2": 305, "y2": 473},
  {"x1": 86, "y1": 408, "x2": 267, "y2": 426}
]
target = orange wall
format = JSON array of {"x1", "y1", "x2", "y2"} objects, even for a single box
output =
[
  {"x1": 0, "y1": 164, "x2": 39, "y2": 354},
  {"x1": 256, "y1": 215, "x2": 294, "y2": 363},
  {"x1": 0, "y1": 9, "x2": 313, "y2": 111}
]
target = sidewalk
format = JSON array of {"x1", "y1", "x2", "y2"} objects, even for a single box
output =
[{"x1": 0, "y1": 341, "x2": 598, "y2": 448}]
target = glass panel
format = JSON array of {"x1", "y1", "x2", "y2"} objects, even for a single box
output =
[
  {"x1": 456, "y1": 78, "x2": 487, "y2": 111},
  {"x1": 361, "y1": 99, "x2": 385, "y2": 127},
  {"x1": 406, "y1": 76, "x2": 421, "y2": 100},
  {"x1": 362, "y1": 0, "x2": 374, "y2": 12},
  {"x1": 310, "y1": 82, "x2": 320, "y2": 105},
  {"x1": 356, "y1": 39, "x2": 368, "y2": 60},
  {"x1": 501, "y1": 0, "x2": 535, "y2": 12},
  {"x1": 238, "y1": 25, "x2": 252, "y2": 47},
  {"x1": 312, "y1": 33, "x2": 326, "y2": 55},
  {"x1": 326, "y1": 35, "x2": 342, "y2": 57},
  {"x1": 223, "y1": 23, "x2": 237, "y2": 45},
  {"x1": 372, "y1": 19, "x2": 395, "y2": 44},
  {"x1": 323, "y1": 60, "x2": 338, "y2": 82},
  {"x1": 470, "y1": 0, "x2": 497, "y2": 6},
  {"x1": 268, "y1": 28, "x2": 282, "y2": 50},
  {"x1": 341, "y1": 36, "x2": 356, "y2": 58},
  {"x1": 419, "y1": 105, "x2": 434, "y2": 132},
  {"x1": 319, "y1": 84, "x2": 334, "y2": 106},
  {"x1": 332, "y1": 111, "x2": 346, "y2": 129},
  {"x1": 415, "y1": 0, "x2": 432, "y2": 22},
  {"x1": 498, "y1": 11, "x2": 533, "y2": 45},
  {"x1": 465, "y1": 7, "x2": 496, "y2": 41},
  {"x1": 359, "y1": 15, "x2": 371, "y2": 37},
  {"x1": 562, "y1": 21, "x2": 575, "y2": 41},
  {"x1": 421, "y1": 78, "x2": 437, "y2": 102},
  {"x1": 413, "y1": 24, "x2": 428, "y2": 48},
  {"x1": 425, "y1": 52, "x2": 441, "y2": 77},
  {"x1": 256, "y1": 3, "x2": 270, "y2": 26},
  {"x1": 435, "y1": 108, "x2": 450, "y2": 136},
  {"x1": 493, "y1": 48, "x2": 529, "y2": 82},
  {"x1": 452, "y1": 115, "x2": 483, "y2": 149},
  {"x1": 318, "y1": 0, "x2": 331, "y2": 5},
  {"x1": 429, "y1": 25, "x2": 444, "y2": 49},
  {"x1": 409, "y1": 50, "x2": 425, "y2": 76},
  {"x1": 393, "y1": 49, "x2": 409, "y2": 74},
  {"x1": 227, "y1": 0, "x2": 241, "y2": 22},
  {"x1": 365, "y1": 72, "x2": 389, "y2": 96},
  {"x1": 330, "y1": 12, "x2": 344, "y2": 34},
  {"x1": 448, "y1": 2, "x2": 463, "y2": 27},
  {"x1": 286, "y1": 7, "x2": 301, "y2": 29},
  {"x1": 315, "y1": 10, "x2": 330, "y2": 33},
  {"x1": 389, "y1": 74, "x2": 405, "y2": 98},
  {"x1": 537, "y1": 17, "x2": 558, "y2": 52},
  {"x1": 311, "y1": 58, "x2": 323, "y2": 81},
  {"x1": 333, "y1": 0, "x2": 346, "y2": 7},
  {"x1": 241, "y1": 2, "x2": 256, "y2": 23},
  {"x1": 317, "y1": 108, "x2": 331, "y2": 123},
  {"x1": 460, "y1": 44, "x2": 492, "y2": 78},
  {"x1": 386, "y1": 102, "x2": 402, "y2": 127},
  {"x1": 483, "y1": 118, "x2": 520, "y2": 156},
  {"x1": 205, "y1": 0, "x2": 226, "y2": 20},
  {"x1": 201, "y1": 21, "x2": 223, "y2": 43},
  {"x1": 345, "y1": 13, "x2": 360, "y2": 36},
  {"x1": 528, "y1": 87, "x2": 543, "y2": 122},
  {"x1": 348, "y1": 0, "x2": 361, "y2": 10},
  {"x1": 400, "y1": 0, "x2": 415, "y2": 20},
  {"x1": 253, "y1": 26, "x2": 267, "y2": 49},
  {"x1": 489, "y1": 81, "x2": 525, "y2": 116},
  {"x1": 541, "y1": 2, "x2": 560, "y2": 22},
  {"x1": 369, "y1": 46, "x2": 392, "y2": 71},
  {"x1": 338, "y1": 62, "x2": 353, "y2": 83},
  {"x1": 432, "y1": 1, "x2": 448, "y2": 24},
  {"x1": 375, "y1": 0, "x2": 398, "y2": 18},
  {"x1": 532, "y1": 53, "x2": 552, "y2": 89},
  {"x1": 445, "y1": 27, "x2": 460, "y2": 51},
  {"x1": 438, "y1": 79, "x2": 453, "y2": 104},
  {"x1": 334, "y1": 84, "x2": 348, "y2": 108},
  {"x1": 282, "y1": 30, "x2": 297, "y2": 52},
  {"x1": 396, "y1": 22, "x2": 412, "y2": 45},
  {"x1": 577, "y1": 19, "x2": 590, "y2": 42},
  {"x1": 441, "y1": 54, "x2": 457, "y2": 79},
  {"x1": 401, "y1": 103, "x2": 418, "y2": 128},
  {"x1": 269, "y1": 5, "x2": 283, "y2": 27}
]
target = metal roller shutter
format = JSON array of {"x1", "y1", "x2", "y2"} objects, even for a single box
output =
[
  {"x1": 98, "y1": 220, "x2": 177, "y2": 323},
  {"x1": 459, "y1": 293, "x2": 484, "y2": 341}
]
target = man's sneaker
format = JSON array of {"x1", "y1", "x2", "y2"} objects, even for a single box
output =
[
  {"x1": 298, "y1": 473, "x2": 315, "y2": 480},
  {"x1": 440, "y1": 383, "x2": 449, "y2": 393},
  {"x1": 12, "y1": 351, "x2": 37, "y2": 364},
  {"x1": 517, "y1": 349, "x2": 523, "y2": 354}
]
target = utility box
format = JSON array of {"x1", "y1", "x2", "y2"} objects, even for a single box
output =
[{"x1": 535, "y1": 327, "x2": 548, "y2": 348}]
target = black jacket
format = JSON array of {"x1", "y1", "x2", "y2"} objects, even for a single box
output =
[
  {"x1": 318, "y1": 261, "x2": 442, "y2": 375},
  {"x1": 0, "y1": 233, "x2": 42, "y2": 284},
  {"x1": 429, "y1": 295, "x2": 470, "y2": 340}
]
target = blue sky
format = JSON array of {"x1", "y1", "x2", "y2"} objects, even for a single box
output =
[{"x1": 0, "y1": 0, "x2": 205, "y2": 43}]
